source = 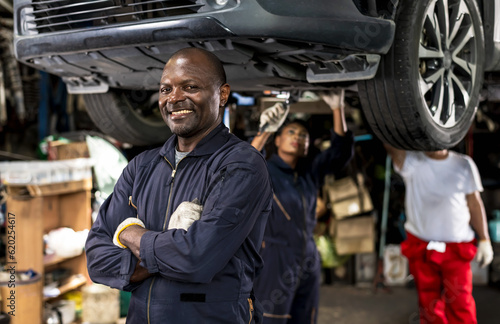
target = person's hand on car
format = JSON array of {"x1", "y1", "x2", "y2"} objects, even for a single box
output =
[{"x1": 320, "y1": 89, "x2": 345, "y2": 111}]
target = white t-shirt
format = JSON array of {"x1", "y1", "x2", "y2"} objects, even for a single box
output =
[{"x1": 395, "y1": 151, "x2": 483, "y2": 242}]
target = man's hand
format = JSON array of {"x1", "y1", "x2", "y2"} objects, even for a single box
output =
[
  {"x1": 476, "y1": 240, "x2": 494, "y2": 268},
  {"x1": 113, "y1": 217, "x2": 145, "y2": 248},
  {"x1": 320, "y1": 89, "x2": 345, "y2": 111},
  {"x1": 119, "y1": 224, "x2": 149, "y2": 259},
  {"x1": 259, "y1": 102, "x2": 290, "y2": 133},
  {"x1": 130, "y1": 262, "x2": 153, "y2": 283},
  {"x1": 168, "y1": 199, "x2": 203, "y2": 231}
]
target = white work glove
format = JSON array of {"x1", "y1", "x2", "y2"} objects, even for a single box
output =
[
  {"x1": 113, "y1": 217, "x2": 145, "y2": 249},
  {"x1": 319, "y1": 89, "x2": 345, "y2": 110},
  {"x1": 476, "y1": 240, "x2": 494, "y2": 268},
  {"x1": 259, "y1": 102, "x2": 290, "y2": 133},
  {"x1": 168, "y1": 199, "x2": 203, "y2": 231}
]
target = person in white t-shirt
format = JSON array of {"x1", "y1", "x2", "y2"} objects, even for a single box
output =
[{"x1": 385, "y1": 145, "x2": 493, "y2": 324}]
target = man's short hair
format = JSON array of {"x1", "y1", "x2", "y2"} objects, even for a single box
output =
[{"x1": 170, "y1": 47, "x2": 227, "y2": 86}]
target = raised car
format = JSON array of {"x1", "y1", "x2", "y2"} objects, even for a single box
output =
[{"x1": 12, "y1": 0, "x2": 500, "y2": 149}]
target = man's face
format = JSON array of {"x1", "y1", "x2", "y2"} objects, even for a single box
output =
[{"x1": 158, "y1": 54, "x2": 229, "y2": 138}]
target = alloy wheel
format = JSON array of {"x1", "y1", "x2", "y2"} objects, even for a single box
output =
[{"x1": 418, "y1": 0, "x2": 479, "y2": 128}]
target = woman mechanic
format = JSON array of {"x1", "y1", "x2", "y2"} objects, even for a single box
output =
[{"x1": 251, "y1": 90, "x2": 354, "y2": 323}]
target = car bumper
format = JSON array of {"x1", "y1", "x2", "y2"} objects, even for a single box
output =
[
  {"x1": 14, "y1": 0, "x2": 395, "y2": 59},
  {"x1": 13, "y1": 0, "x2": 395, "y2": 91}
]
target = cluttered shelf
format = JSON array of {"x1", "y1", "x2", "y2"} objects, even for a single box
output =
[
  {"x1": 44, "y1": 253, "x2": 80, "y2": 267},
  {"x1": 43, "y1": 273, "x2": 87, "y2": 301},
  {"x1": 2, "y1": 167, "x2": 93, "y2": 323}
]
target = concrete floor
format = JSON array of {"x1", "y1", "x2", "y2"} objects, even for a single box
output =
[
  {"x1": 318, "y1": 283, "x2": 500, "y2": 324},
  {"x1": 115, "y1": 280, "x2": 500, "y2": 323}
]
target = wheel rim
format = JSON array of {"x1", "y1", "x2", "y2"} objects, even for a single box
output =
[{"x1": 418, "y1": 0, "x2": 479, "y2": 128}]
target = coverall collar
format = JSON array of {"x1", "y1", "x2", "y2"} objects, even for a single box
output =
[
  {"x1": 159, "y1": 122, "x2": 230, "y2": 161},
  {"x1": 269, "y1": 153, "x2": 310, "y2": 176},
  {"x1": 269, "y1": 154, "x2": 295, "y2": 172}
]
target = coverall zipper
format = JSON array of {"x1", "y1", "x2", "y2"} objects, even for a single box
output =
[
  {"x1": 128, "y1": 196, "x2": 138, "y2": 210},
  {"x1": 146, "y1": 156, "x2": 187, "y2": 324},
  {"x1": 248, "y1": 297, "x2": 254, "y2": 324}
]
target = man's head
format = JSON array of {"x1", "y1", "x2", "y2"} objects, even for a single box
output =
[{"x1": 159, "y1": 47, "x2": 230, "y2": 144}]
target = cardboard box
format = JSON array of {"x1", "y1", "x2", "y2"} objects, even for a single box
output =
[
  {"x1": 6, "y1": 178, "x2": 93, "y2": 198},
  {"x1": 324, "y1": 173, "x2": 373, "y2": 220},
  {"x1": 0, "y1": 159, "x2": 93, "y2": 185},
  {"x1": 334, "y1": 215, "x2": 375, "y2": 255},
  {"x1": 49, "y1": 141, "x2": 90, "y2": 160}
]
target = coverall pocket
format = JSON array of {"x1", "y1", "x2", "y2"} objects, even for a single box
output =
[
  {"x1": 400, "y1": 240, "x2": 426, "y2": 261},
  {"x1": 454, "y1": 241, "x2": 477, "y2": 262}
]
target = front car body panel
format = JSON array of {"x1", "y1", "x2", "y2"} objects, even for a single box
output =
[{"x1": 13, "y1": 0, "x2": 396, "y2": 92}]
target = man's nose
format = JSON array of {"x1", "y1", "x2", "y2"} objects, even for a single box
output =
[{"x1": 166, "y1": 88, "x2": 186, "y2": 104}]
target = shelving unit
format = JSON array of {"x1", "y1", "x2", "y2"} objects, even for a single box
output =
[
  {"x1": 43, "y1": 274, "x2": 87, "y2": 302},
  {"x1": 4, "y1": 178, "x2": 92, "y2": 324}
]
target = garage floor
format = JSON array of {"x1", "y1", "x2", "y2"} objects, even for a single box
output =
[{"x1": 318, "y1": 283, "x2": 500, "y2": 324}]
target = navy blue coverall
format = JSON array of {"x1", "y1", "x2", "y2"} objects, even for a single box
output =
[
  {"x1": 253, "y1": 130, "x2": 353, "y2": 324},
  {"x1": 85, "y1": 124, "x2": 273, "y2": 323}
]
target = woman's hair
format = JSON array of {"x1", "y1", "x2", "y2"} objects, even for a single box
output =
[{"x1": 275, "y1": 118, "x2": 310, "y2": 136}]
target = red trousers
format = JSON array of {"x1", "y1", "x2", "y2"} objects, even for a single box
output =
[{"x1": 400, "y1": 232, "x2": 478, "y2": 324}]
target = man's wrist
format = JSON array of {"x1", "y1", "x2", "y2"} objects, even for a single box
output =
[
  {"x1": 119, "y1": 225, "x2": 147, "y2": 245},
  {"x1": 120, "y1": 225, "x2": 149, "y2": 258},
  {"x1": 113, "y1": 217, "x2": 145, "y2": 248}
]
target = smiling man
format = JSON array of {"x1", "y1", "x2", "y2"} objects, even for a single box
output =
[
  {"x1": 159, "y1": 49, "x2": 229, "y2": 146},
  {"x1": 85, "y1": 47, "x2": 273, "y2": 324}
]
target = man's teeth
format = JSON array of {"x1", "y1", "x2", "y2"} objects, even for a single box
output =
[{"x1": 172, "y1": 110, "x2": 193, "y2": 115}]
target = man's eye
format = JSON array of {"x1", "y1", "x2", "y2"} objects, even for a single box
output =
[
  {"x1": 160, "y1": 87, "x2": 171, "y2": 93},
  {"x1": 185, "y1": 85, "x2": 198, "y2": 91}
]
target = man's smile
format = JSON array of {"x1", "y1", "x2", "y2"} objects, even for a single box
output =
[
  {"x1": 171, "y1": 109, "x2": 194, "y2": 115},
  {"x1": 169, "y1": 109, "x2": 194, "y2": 119}
]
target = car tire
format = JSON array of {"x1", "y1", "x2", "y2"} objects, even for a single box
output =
[
  {"x1": 359, "y1": 0, "x2": 484, "y2": 150},
  {"x1": 83, "y1": 90, "x2": 171, "y2": 146}
]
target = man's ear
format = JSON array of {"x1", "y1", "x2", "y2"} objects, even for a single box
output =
[{"x1": 219, "y1": 83, "x2": 230, "y2": 107}]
